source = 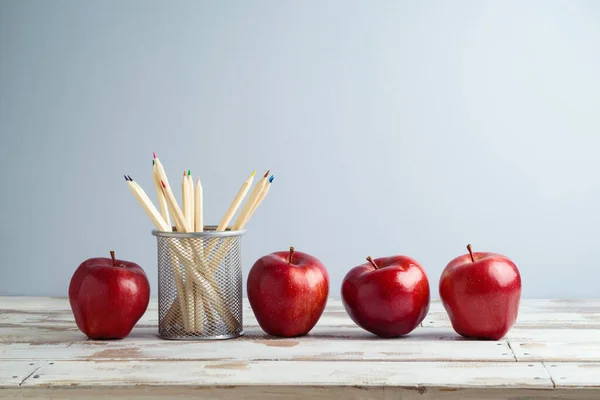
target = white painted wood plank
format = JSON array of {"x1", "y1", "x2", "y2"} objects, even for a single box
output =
[
  {"x1": 0, "y1": 334, "x2": 514, "y2": 362},
  {"x1": 504, "y1": 328, "x2": 600, "y2": 343},
  {"x1": 0, "y1": 298, "x2": 347, "y2": 329},
  {"x1": 2, "y1": 323, "x2": 599, "y2": 347},
  {"x1": 517, "y1": 299, "x2": 600, "y2": 312},
  {"x1": 6, "y1": 298, "x2": 599, "y2": 331},
  {"x1": 0, "y1": 361, "x2": 45, "y2": 386},
  {"x1": 546, "y1": 363, "x2": 600, "y2": 388},
  {"x1": 0, "y1": 326, "x2": 87, "y2": 344},
  {"x1": 512, "y1": 342, "x2": 600, "y2": 362},
  {"x1": 0, "y1": 297, "x2": 72, "y2": 311},
  {"x1": 5, "y1": 302, "x2": 591, "y2": 329},
  {"x1": 4, "y1": 298, "x2": 600, "y2": 349},
  {"x1": 424, "y1": 299, "x2": 600, "y2": 310},
  {"x1": 2, "y1": 362, "x2": 595, "y2": 399},
  {"x1": 6, "y1": 296, "x2": 600, "y2": 395},
  {"x1": 22, "y1": 361, "x2": 552, "y2": 388},
  {"x1": 423, "y1": 304, "x2": 600, "y2": 329},
  {"x1": 0, "y1": 310, "x2": 346, "y2": 332}
]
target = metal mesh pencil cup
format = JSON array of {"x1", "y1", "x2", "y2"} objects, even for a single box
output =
[{"x1": 152, "y1": 226, "x2": 245, "y2": 340}]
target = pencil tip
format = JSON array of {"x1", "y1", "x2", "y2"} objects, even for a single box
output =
[
  {"x1": 153, "y1": 152, "x2": 157, "y2": 159},
  {"x1": 188, "y1": 169, "x2": 191, "y2": 176},
  {"x1": 152, "y1": 159, "x2": 155, "y2": 166},
  {"x1": 269, "y1": 175, "x2": 274, "y2": 183},
  {"x1": 264, "y1": 169, "x2": 270, "y2": 178},
  {"x1": 251, "y1": 170, "x2": 256, "y2": 177},
  {"x1": 161, "y1": 180, "x2": 166, "y2": 189},
  {"x1": 124, "y1": 175, "x2": 129, "y2": 181},
  {"x1": 127, "y1": 175, "x2": 133, "y2": 181}
]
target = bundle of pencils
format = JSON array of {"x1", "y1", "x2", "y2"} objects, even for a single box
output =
[{"x1": 125, "y1": 153, "x2": 274, "y2": 334}]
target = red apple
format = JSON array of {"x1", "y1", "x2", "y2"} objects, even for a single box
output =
[
  {"x1": 247, "y1": 246, "x2": 329, "y2": 337},
  {"x1": 341, "y1": 255, "x2": 430, "y2": 337},
  {"x1": 439, "y1": 244, "x2": 521, "y2": 340},
  {"x1": 69, "y1": 251, "x2": 150, "y2": 340}
]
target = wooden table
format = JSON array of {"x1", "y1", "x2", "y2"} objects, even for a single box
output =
[{"x1": 1, "y1": 297, "x2": 599, "y2": 399}]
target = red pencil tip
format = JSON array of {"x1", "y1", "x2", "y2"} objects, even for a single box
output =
[
  {"x1": 153, "y1": 152, "x2": 157, "y2": 159},
  {"x1": 183, "y1": 170, "x2": 186, "y2": 176},
  {"x1": 161, "y1": 181, "x2": 166, "y2": 189}
]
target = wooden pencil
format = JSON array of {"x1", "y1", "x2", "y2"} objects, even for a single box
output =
[
  {"x1": 182, "y1": 170, "x2": 189, "y2": 229},
  {"x1": 232, "y1": 170, "x2": 269, "y2": 230},
  {"x1": 168, "y1": 249, "x2": 191, "y2": 331},
  {"x1": 160, "y1": 180, "x2": 189, "y2": 233},
  {"x1": 195, "y1": 177, "x2": 203, "y2": 232},
  {"x1": 237, "y1": 175, "x2": 273, "y2": 229},
  {"x1": 153, "y1": 161, "x2": 171, "y2": 230},
  {"x1": 186, "y1": 170, "x2": 194, "y2": 229},
  {"x1": 153, "y1": 153, "x2": 188, "y2": 232},
  {"x1": 216, "y1": 170, "x2": 255, "y2": 231},
  {"x1": 209, "y1": 175, "x2": 273, "y2": 289},
  {"x1": 183, "y1": 170, "x2": 197, "y2": 330},
  {"x1": 125, "y1": 176, "x2": 170, "y2": 231},
  {"x1": 153, "y1": 153, "x2": 170, "y2": 187}
]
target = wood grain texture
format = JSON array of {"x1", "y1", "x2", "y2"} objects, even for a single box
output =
[
  {"x1": 513, "y1": 342, "x2": 600, "y2": 362},
  {"x1": 0, "y1": 361, "x2": 45, "y2": 386},
  {"x1": 546, "y1": 363, "x2": 600, "y2": 388},
  {"x1": 423, "y1": 300, "x2": 600, "y2": 329},
  {"x1": 20, "y1": 360, "x2": 552, "y2": 388},
  {"x1": 0, "y1": 337, "x2": 514, "y2": 362},
  {"x1": 1, "y1": 297, "x2": 600, "y2": 399}
]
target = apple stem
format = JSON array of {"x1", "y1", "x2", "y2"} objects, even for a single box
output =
[
  {"x1": 467, "y1": 244, "x2": 475, "y2": 263},
  {"x1": 288, "y1": 246, "x2": 295, "y2": 264},
  {"x1": 110, "y1": 250, "x2": 116, "y2": 266},
  {"x1": 366, "y1": 256, "x2": 379, "y2": 269}
]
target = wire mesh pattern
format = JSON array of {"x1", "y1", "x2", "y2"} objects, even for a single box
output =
[{"x1": 154, "y1": 228, "x2": 244, "y2": 339}]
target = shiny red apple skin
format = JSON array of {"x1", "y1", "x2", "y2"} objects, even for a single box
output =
[
  {"x1": 68, "y1": 256, "x2": 150, "y2": 340},
  {"x1": 341, "y1": 256, "x2": 430, "y2": 338},
  {"x1": 247, "y1": 249, "x2": 329, "y2": 337},
  {"x1": 439, "y1": 251, "x2": 521, "y2": 340}
]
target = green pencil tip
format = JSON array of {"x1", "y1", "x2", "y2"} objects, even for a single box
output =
[
  {"x1": 188, "y1": 169, "x2": 191, "y2": 175},
  {"x1": 152, "y1": 160, "x2": 155, "y2": 166}
]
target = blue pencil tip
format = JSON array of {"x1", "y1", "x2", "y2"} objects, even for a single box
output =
[
  {"x1": 127, "y1": 175, "x2": 133, "y2": 181},
  {"x1": 124, "y1": 175, "x2": 128, "y2": 181},
  {"x1": 269, "y1": 175, "x2": 274, "y2": 183}
]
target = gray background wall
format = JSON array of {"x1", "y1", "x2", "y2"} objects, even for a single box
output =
[{"x1": 1, "y1": 0, "x2": 599, "y2": 298}]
